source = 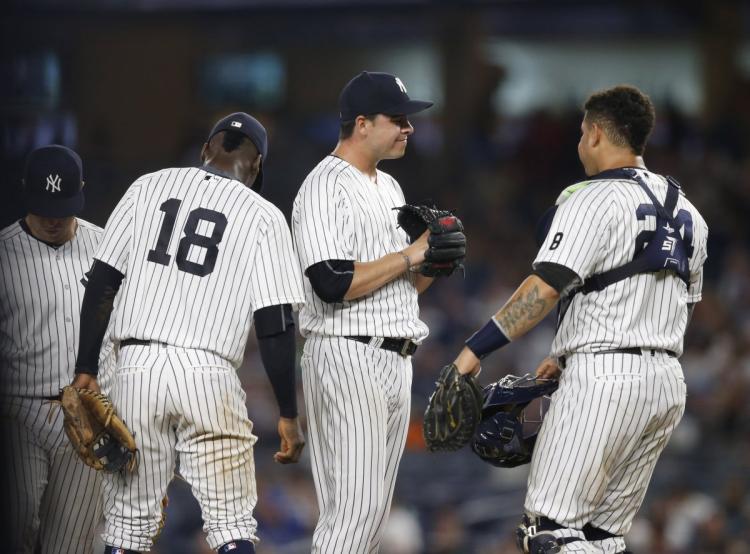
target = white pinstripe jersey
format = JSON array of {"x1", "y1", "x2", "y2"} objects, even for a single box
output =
[
  {"x1": 535, "y1": 168, "x2": 708, "y2": 358},
  {"x1": 0, "y1": 218, "x2": 115, "y2": 396},
  {"x1": 292, "y1": 155, "x2": 428, "y2": 341},
  {"x1": 95, "y1": 167, "x2": 305, "y2": 367}
]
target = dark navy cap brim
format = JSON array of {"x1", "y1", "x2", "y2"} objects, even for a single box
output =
[
  {"x1": 25, "y1": 190, "x2": 84, "y2": 218},
  {"x1": 341, "y1": 99, "x2": 434, "y2": 121},
  {"x1": 381, "y1": 99, "x2": 434, "y2": 116}
]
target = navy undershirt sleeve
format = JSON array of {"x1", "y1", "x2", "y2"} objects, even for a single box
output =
[
  {"x1": 305, "y1": 259, "x2": 354, "y2": 303},
  {"x1": 75, "y1": 260, "x2": 124, "y2": 376},
  {"x1": 254, "y1": 304, "x2": 298, "y2": 418},
  {"x1": 532, "y1": 262, "x2": 579, "y2": 294}
]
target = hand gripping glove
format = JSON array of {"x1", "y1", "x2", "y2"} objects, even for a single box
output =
[
  {"x1": 56, "y1": 386, "x2": 137, "y2": 473},
  {"x1": 394, "y1": 204, "x2": 466, "y2": 277},
  {"x1": 423, "y1": 364, "x2": 483, "y2": 451}
]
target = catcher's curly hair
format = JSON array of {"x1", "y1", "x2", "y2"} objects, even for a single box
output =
[{"x1": 584, "y1": 85, "x2": 655, "y2": 156}]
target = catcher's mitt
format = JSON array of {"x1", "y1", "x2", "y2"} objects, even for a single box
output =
[
  {"x1": 423, "y1": 364, "x2": 483, "y2": 451},
  {"x1": 394, "y1": 204, "x2": 466, "y2": 277},
  {"x1": 57, "y1": 386, "x2": 137, "y2": 473},
  {"x1": 471, "y1": 374, "x2": 559, "y2": 468}
]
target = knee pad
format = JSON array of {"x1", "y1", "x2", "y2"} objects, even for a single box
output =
[{"x1": 516, "y1": 530, "x2": 563, "y2": 553}]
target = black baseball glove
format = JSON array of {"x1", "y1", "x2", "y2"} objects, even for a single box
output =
[
  {"x1": 394, "y1": 204, "x2": 466, "y2": 277},
  {"x1": 423, "y1": 364, "x2": 484, "y2": 451}
]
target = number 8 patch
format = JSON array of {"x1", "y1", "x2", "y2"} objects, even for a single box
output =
[{"x1": 549, "y1": 232, "x2": 564, "y2": 250}]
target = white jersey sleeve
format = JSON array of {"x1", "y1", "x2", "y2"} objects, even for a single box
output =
[
  {"x1": 95, "y1": 177, "x2": 145, "y2": 273},
  {"x1": 293, "y1": 174, "x2": 354, "y2": 271},
  {"x1": 249, "y1": 208, "x2": 305, "y2": 311},
  {"x1": 533, "y1": 183, "x2": 615, "y2": 281},
  {"x1": 686, "y1": 211, "x2": 708, "y2": 303}
]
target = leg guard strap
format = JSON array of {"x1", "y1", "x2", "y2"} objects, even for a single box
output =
[{"x1": 516, "y1": 515, "x2": 584, "y2": 553}]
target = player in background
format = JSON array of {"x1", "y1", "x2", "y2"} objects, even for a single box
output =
[
  {"x1": 0, "y1": 145, "x2": 115, "y2": 553},
  {"x1": 70, "y1": 113, "x2": 306, "y2": 554},
  {"x1": 446, "y1": 86, "x2": 708, "y2": 553},
  {"x1": 292, "y1": 71, "x2": 438, "y2": 553}
]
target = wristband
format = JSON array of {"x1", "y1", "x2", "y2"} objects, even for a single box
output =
[{"x1": 465, "y1": 316, "x2": 511, "y2": 358}]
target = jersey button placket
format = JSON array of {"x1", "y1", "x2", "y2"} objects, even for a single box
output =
[{"x1": 61, "y1": 259, "x2": 75, "y2": 354}]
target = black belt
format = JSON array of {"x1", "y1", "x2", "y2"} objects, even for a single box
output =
[
  {"x1": 121, "y1": 338, "x2": 152, "y2": 348},
  {"x1": 345, "y1": 336, "x2": 418, "y2": 357},
  {"x1": 559, "y1": 347, "x2": 677, "y2": 369},
  {"x1": 7, "y1": 394, "x2": 61, "y2": 401}
]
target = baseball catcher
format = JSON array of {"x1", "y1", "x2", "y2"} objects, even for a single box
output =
[
  {"x1": 55, "y1": 386, "x2": 137, "y2": 473},
  {"x1": 394, "y1": 204, "x2": 466, "y2": 277},
  {"x1": 471, "y1": 373, "x2": 558, "y2": 468},
  {"x1": 423, "y1": 363, "x2": 483, "y2": 451}
]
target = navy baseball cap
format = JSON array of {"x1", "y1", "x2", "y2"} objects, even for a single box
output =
[
  {"x1": 23, "y1": 145, "x2": 85, "y2": 218},
  {"x1": 207, "y1": 112, "x2": 268, "y2": 192},
  {"x1": 339, "y1": 71, "x2": 433, "y2": 122}
]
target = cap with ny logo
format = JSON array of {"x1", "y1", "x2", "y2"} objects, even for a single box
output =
[
  {"x1": 23, "y1": 144, "x2": 85, "y2": 218},
  {"x1": 338, "y1": 71, "x2": 433, "y2": 122}
]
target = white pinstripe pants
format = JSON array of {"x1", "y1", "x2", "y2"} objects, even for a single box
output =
[
  {"x1": 301, "y1": 335, "x2": 412, "y2": 554},
  {"x1": 1, "y1": 396, "x2": 102, "y2": 554},
  {"x1": 525, "y1": 351, "x2": 687, "y2": 553},
  {"x1": 101, "y1": 343, "x2": 259, "y2": 552}
]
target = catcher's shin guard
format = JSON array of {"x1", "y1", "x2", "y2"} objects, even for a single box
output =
[{"x1": 516, "y1": 515, "x2": 584, "y2": 553}]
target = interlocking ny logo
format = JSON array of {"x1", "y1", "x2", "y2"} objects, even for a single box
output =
[
  {"x1": 394, "y1": 77, "x2": 407, "y2": 93},
  {"x1": 46, "y1": 174, "x2": 61, "y2": 193}
]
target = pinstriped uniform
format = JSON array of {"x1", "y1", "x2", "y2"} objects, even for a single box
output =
[
  {"x1": 97, "y1": 167, "x2": 304, "y2": 362},
  {"x1": 292, "y1": 155, "x2": 427, "y2": 553},
  {"x1": 301, "y1": 336, "x2": 412, "y2": 554},
  {"x1": 293, "y1": 156, "x2": 428, "y2": 341},
  {"x1": 103, "y1": 344, "x2": 257, "y2": 549},
  {"x1": 525, "y1": 169, "x2": 708, "y2": 553},
  {"x1": 0, "y1": 219, "x2": 116, "y2": 554},
  {"x1": 539, "y1": 170, "x2": 708, "y2": 358},
  {"x1": 93, "y1": 167, "x2": 305, "y2": 552}
]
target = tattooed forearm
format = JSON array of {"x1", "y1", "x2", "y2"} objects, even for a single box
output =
[{"x1": 495, "y1": 278, "x2": 559, "y2": 339}]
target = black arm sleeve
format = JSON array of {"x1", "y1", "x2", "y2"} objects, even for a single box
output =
[
  {"x1": 532, "y1": 262, "x2": 579, "y2": 295},
  {"x1": 305, "y1": 259, "x2": 354, "y2": 303},
  {"x1": 75, "y1": 260, "x2": 124, "y2": 376},
  {"x1": 254, "y1": 304, "x2": 298, "y2": 418}
]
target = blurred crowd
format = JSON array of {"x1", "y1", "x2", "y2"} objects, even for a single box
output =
[{"x1": 5, "y1": 67, "x2": 748, "y2": 552}]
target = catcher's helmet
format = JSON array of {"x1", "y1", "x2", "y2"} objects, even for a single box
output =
[{"x1": 471, "y1": 374, "x2": 558, "y2": 468}]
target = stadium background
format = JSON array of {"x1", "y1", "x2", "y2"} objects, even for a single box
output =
[{"x1": 2, "y1": 2, "x2": 748, "y2": 552}]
